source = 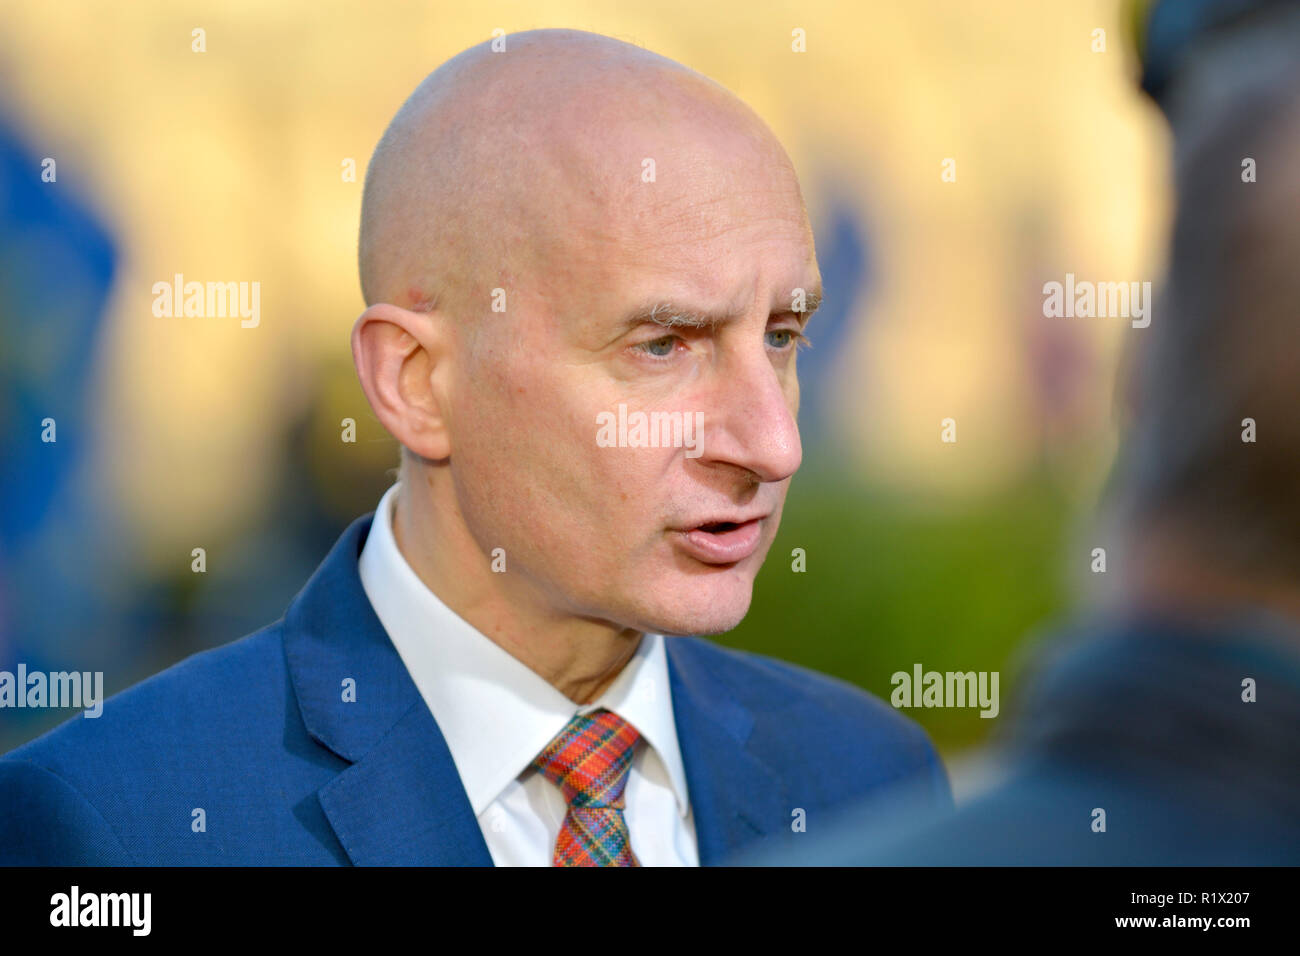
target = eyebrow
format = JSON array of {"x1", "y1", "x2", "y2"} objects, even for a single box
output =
[{"x1": 620, "y1": 288, "x2": 823, "y2": 333}]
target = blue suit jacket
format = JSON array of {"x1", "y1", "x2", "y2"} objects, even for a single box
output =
[
  {"x1": 0, "y1": 513, "x2": 949, "y2": 865},
  {"x1": 745, "y1": 612, "x2": 1300, "y2": 865}
]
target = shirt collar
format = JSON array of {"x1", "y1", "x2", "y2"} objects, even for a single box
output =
[{"x1": 357, "y1": 481, "x2": 691, "y2": 819}]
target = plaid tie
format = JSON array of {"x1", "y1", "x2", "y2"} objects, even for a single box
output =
[{"x1": 530, "y1": 708, "x2": 642, "y2": 867}]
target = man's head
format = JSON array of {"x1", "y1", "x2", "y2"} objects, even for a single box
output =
[
  {"x1": 1104, "y1": 10, "x2": 1300, "y2": 610},
  {"x1": 352, "y1": 29, "x2": 821, "y2": 637}
]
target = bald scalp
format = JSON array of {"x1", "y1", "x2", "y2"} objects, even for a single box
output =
[{"x1": 357, "y1": 29, "x2": 779, "y2": 314}]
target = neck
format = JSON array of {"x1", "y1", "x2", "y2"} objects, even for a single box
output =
[
  {"x1": 1110, "y1": 528, "x2": 1300, "y2": 633},
  {"x1": 391, "y1": 465, "x2": 641, "y2": 704}
]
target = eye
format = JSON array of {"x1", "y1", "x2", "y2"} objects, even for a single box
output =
[
  {"x1": 632, "y1": 334, "x2": 682, "y2": 360},
  {"x1": 766, "y1": 328, "x2": 809, "y2": 350}
]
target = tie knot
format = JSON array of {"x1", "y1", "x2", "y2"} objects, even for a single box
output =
[{"x1": 530, "y1": 708, "x2": 641, "y2": 809}]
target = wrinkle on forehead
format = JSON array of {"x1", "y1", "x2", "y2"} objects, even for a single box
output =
[{"x1": 357, "y1": 29, "x2": 798, "y2": 315}]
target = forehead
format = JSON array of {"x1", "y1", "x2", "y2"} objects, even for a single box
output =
[{"x1": 526, "y1": 120, "x2": 818, "y2": 328}]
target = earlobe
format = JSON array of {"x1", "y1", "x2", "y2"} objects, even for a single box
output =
[{"x1": 351, "y1": 303, "x2": 453, "y2": 460}]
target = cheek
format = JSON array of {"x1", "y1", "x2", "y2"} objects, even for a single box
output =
[
  {"x1": 598, "y1": 446, "x2": 678, "y2": 509},
  {"x1": 453, "y1": 356, "x2": 616, "y2": 538}
]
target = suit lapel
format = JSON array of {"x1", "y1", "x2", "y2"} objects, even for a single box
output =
[
  {"x1": 283, "y1": 513, "x2": 493, "y2": 866},
  {"x1": 317, "y1": 700, "x2": 492, "y2": 865},
  {"x1": 666, "y1": 639, "x2": 791, "y2": 865},
  {"x1": 286, "y1": 513, "x2": 787, "y2": 866}
]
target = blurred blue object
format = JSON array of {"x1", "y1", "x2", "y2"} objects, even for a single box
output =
[
  {"x1": 1140, "y1": 0, "x2": 1300, "y2": 107},
  {"x1": 0, "y1": 113, "x2": 120, "y2": 734},
  {"x1": 0, "y1": 114, "x2": 116, "y2": 544},
  {"x1": 798, "y1": 186, "x2": 869, "y2": 449}
]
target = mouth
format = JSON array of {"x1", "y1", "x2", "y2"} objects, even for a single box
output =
[
  {"x1": 697, "y1": 520, "x2": 742, "y2": 533},
  {"x1": 672, "y1": 515, "x2": 766, "y2": 565}
]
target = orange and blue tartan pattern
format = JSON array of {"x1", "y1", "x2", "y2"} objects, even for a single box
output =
[{"x1": 530, "y1": 708, "x2": 642, "y2": 867}]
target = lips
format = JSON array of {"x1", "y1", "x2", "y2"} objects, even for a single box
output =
[{"x1": 673, "y1": 515, "x2": 766, "y2": 564}]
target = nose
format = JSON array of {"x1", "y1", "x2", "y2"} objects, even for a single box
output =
[{"x1": 695, "y1": 344, "x2": 802, "y2": 484}]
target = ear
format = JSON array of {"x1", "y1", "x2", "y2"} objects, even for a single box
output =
[{"x1": 351, "y1": 302, "x2": 453, "y2": 460}]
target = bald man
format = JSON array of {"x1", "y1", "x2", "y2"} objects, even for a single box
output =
[{"x1": 0, "y1": 29, "x2": 948, "y2": 867}]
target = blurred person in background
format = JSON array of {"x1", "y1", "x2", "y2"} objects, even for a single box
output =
[{"x1": 745, "y1": 0, "x2": 1300, "y2": 865}]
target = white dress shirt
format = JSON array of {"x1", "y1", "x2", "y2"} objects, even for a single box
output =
[{"x1": 357, "y1": 482, "x2": 699, "y2": 866}]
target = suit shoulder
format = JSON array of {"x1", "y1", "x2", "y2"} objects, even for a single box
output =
[
  {"x1": 672, "y1": 636, "x2": 951, "y2": 809},
  {"x1": 672, "y1": 636, "x2": 938, "y2": 753}
]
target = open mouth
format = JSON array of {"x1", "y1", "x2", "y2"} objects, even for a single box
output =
[
  {"x1": 697, "y1": 521, "x2": 741, "y2": 533},
  {"x1": 674, "y1": 517, "x2": 764, "y2": 564}
]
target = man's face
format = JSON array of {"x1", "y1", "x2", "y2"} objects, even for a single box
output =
[{"x1": 446, "y1": 113, "x2": 820, "y2": 636}]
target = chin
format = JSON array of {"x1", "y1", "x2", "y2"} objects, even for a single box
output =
[{"x1": 632, "y1": 571, "x2": 756, "y2": 637}]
